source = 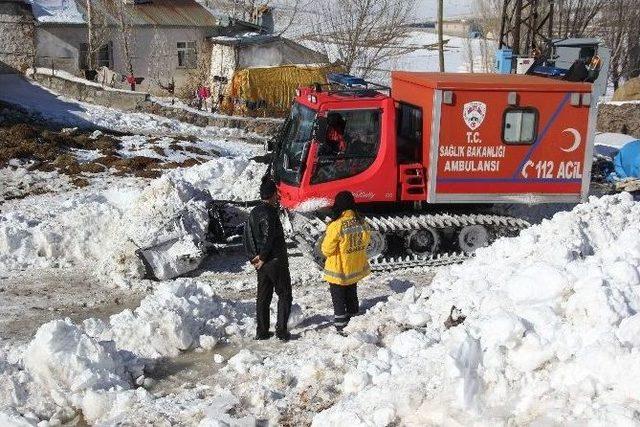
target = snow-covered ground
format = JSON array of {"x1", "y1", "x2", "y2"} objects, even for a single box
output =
[
  {"x1": 0, "y1": 75, "x2": 264, "y2": 157},
  {"x1": 3, "y1": 191, "x2": 640, "y2": 425}
]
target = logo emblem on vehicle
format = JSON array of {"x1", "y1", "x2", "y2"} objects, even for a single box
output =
[
  {"x1": 560, "y1": 128, "x2": 582, "y2": 152},
  {"x1": 463, "y1": 101, "x2": 487, "y2": 130}
]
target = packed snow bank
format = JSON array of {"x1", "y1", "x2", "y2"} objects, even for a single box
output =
[
  {"x1": 84, "y1": 279, "x2": 253, "y2": 359},
  {"x1": 0, "y1": 158, "x2": 266, "y2": 280},
  {"x1": 0, "y1": 279, "x2": 253, "y2": 425},
  {"x1": 0, "y1": 75, "x2": 263, "y2": 157},
  {"x1": 314, "y1": 194, "x2": 640, "y2": 425}
]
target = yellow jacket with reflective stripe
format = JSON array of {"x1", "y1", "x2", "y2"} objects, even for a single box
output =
[{"x1": 321, "y1": 210, "x2": 371, "y2": 285}]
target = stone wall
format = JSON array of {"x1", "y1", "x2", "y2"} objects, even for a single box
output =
[
  {"x1": 138, "y1": 101, "x2": 283, "y2": 136},
  {"x1": 29, "y1": 70, "x2": 149, "y2": 110},
  {"x1": 0, "y1": 1, "x2": 35, "y2": 74},
  {"x1": 597, "y1": 102, "x2": 640, "y2": 139}
]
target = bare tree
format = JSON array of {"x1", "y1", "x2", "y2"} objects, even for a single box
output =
[
  {"x1": 307, "y1": 0, "x2": 417, "y2": 79},
  {"x1": 596, "y1": 0, "x2": 640, "y2": 90},
  {"x1": 555, "y1": 0, "x2": 606, "y2": 38},
  {"x1": 103, "y1": 0, "x2": 136, "y2": 80},
  {"x1": 462, "y1": 35, "x2": 475, "y2": 73},
  {"x1": 474, "y1": 0, "x2": 503, "y2": 40},
  {"x1": 178, "y1": 41, "x2": 213, "y2": 99},
  {"x1": 479, "y1": 37, "x2": 495, "y2": 72},
  {"x1": 84, "y1": 0, "x2": 110, "y2": 70},
  {"x1": 148, "y1": 27, "x2": 175, "y2": 95}
]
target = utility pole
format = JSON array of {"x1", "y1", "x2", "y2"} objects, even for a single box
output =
[{"x1": 438, "y1": 0, "x2": 444, "y2": 71}]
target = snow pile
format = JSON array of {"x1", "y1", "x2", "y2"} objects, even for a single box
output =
[
  {"x1": 168, "y1": 158, "x2": 266, "y2": 202},
  {"x1": 0, "y1": 279, "x2": 252, "y2": 425},
  {"x1": 84, "y1": 279, "x2": 252, "y2": 358},
  {"x1": 110, "y1": 174, "x2": 212, "y2": 280},
  {"x1": 24, "y1": 320, "x2": 132, "y2": 408},
  {"x1": 0, "y1": 158, "x2": 266, "y2": 280},
  {"x1": 314, "y1": 194, "x2": 640, "y2": 425},
  {"x1": 0, "y1": 190, "x2": 127, "y2": 272}
]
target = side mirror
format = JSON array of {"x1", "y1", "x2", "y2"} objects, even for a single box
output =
[{"x1": 314, "y1": 116, "x2": 327, "y2": 145}]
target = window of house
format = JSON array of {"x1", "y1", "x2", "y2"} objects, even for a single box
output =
[
  {"x1": 502, "y1": 108, "x2": 538, "y2": 145},
  {"x1": 311, "y1": 109, "x2": 381, "y2": 184},
  {"x1": 96, "y1": 43, "x2": 112, "y2": 68},
  {"x1": 79, "y1": 42, "x2": 113, "y2": 70},
  {"x1": 397, "y1": 103, "x2": 422, "y2": 163},
  {"x1": 177, "y1": 41, "x2": 197, "y2": 68}
]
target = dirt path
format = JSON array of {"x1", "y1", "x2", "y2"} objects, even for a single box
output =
[{"x1": 0, "y1": 267, "x2": 143, "y2": 344}]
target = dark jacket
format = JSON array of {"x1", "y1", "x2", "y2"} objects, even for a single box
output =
[{"x1": 243, "y1": 202, "x2": 288, "y2": 264}]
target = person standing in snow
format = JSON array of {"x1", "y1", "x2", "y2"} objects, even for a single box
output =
[
  {"x1": 243, "y1": 176, "x2": 292, "y2": 341},
  {"x1": 321, "y1": 191, "x2": 371, "y2": 332}
]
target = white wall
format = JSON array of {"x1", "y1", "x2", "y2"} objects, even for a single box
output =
[
  {"x1": 209, "y1": 44, "x2": 236, "y2": 102},
  {"x1": 35, "y1": 25, "x2": 211, "y2": 96}
]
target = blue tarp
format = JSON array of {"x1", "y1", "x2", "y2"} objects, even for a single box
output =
[{"x1": 614, "y1": 140, "x2": 640, "y2": 179}]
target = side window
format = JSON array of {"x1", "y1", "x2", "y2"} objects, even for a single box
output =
[
  {"x1": 502, "y1": 108, "x2": 538, "y2": 145},
  {"x1": 79, "y1": 42, "x2": 113, "y2": 70},
  {"x1": 312, "y1": 109, "x2": 381, "y2": 184},
  {"x1": 177, "y1": 41, "x2": 197, "y2": 68},
  {"x1": 397, "y1": 103, "x2": 422, "y2": 163}
]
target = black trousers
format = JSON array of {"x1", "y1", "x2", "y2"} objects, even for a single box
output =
[
  {"x1": 256, "y1": 258, "x2": 292, "y2": 337},
  {"x1": 329, "y1": 283, "x2": 359, "y2": 330}
]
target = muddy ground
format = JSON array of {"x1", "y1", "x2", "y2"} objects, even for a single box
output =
[{"x1": 0, "y1": 267, "x2": 145, "y2": 344}]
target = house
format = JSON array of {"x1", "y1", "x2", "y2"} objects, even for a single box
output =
[
  {"x1": 10, "y1": 0, "x2": 330, "y2": 100},
  {"x1": 28, "y1": 0, "x2": 220, "y2": 96},
  {"x1": 208, "y1": 29, "x2": 331, "y2": 113},
  {"x1": 0, "y1": 0, "x2": 35, "y2": 74}
]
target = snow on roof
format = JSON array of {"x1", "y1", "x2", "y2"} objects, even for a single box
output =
[
  {"x1": 29, "y1": 0, "x2": 220, "y2": 26},
  {"x1": 29, "y1": 0, "x2": 84, "y2": 24},
  {"x1": 209, "y1": 33, "x2": 279, "y2": 47}
]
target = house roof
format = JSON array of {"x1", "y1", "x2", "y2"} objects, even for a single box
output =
[
  {"x1": 29, "y1": 0, "x2": 218, "y2": 27},
  {"x1": 209, "y1": 34, "x2": 329, "y2": 65},
  {"x1": 107, "y1": 0, "x2": 219, "y2": 27},
  {"x1": 208, "y1": 33, "x2": 279, "y2": 47}
]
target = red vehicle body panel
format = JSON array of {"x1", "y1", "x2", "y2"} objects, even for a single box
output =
[{"x1": 278, "y1": 72, "x2": 596, "y2": 209}]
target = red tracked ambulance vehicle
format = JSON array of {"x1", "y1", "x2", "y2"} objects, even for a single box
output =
[{"x1": 270, "y1": 72, "x2": 596, "y2": 270}]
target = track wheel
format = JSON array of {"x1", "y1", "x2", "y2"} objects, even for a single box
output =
[
  {"x1": 367, "y1": 230, "x2": 387, "y2": 259},
  {"x1": 458, "y1": 225, "x2": 489, "y2": 253},
  {"x1": 405, "y1": 228, "x2": 440, "y2": 257}
]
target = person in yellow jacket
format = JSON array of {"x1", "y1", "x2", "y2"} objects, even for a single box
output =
[{"x1": 321, "y1": 191, "x2": 371, "y2": 331}]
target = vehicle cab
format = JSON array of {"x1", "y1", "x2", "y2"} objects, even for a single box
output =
[{"x1": 273, "y1": 74, "x2": 398, "y2": 209}]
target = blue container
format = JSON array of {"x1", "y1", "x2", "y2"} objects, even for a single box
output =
[{"x1": 495, "y1": 48, "x2": 513, "y2": 74}]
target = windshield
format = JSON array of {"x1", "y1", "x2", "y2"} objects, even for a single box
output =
[{"x1": 275, "y1": 102, "x2": 316, "y2": 185}]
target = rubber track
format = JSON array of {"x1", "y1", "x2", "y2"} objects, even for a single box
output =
[{"x1": 289, "y1": 212, "x2": 531, "y2": 272}]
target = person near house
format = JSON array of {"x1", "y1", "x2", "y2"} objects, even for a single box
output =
[
  {"x1": 243, "y1": 176, "x2": 292, "y2": 341},
  {"x1": 197, "y1": 85, "x2": 212, "y2": 112},
  {"x1": 126, "y1": 74, "x2": 136, "y2": 91},
  {"x1": 321, "y1": 191, "x2": 371, "y2": 332}
]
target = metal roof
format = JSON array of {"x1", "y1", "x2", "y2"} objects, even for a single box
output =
[{"x1": 114, "y1": 0, "x2": 218, "y2": 27}]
